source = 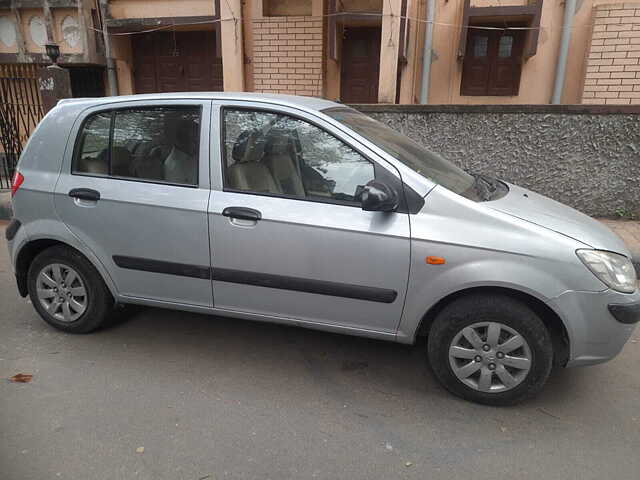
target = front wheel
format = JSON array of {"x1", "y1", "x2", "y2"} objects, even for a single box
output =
[
  {"x1": 28, "y1": 245, "x2": 114, "y2": 333},
  {"x1": 427, "y1": 294, "x2": 553, "y2": 406}
]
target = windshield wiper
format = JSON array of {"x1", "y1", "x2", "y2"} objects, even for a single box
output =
[{"x1": 471, "y1": 174, "x2": 496, "y2": 201}]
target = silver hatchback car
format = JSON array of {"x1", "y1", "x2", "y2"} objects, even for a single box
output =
[{"x1": 6, "y1": 93, "x2": 639, "y2": 405}]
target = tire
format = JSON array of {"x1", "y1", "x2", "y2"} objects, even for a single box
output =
[
  {"x1": 27, "y1": 245, "x2": 114, "y2": 334},
  {"x1": 427, "y1": 294, "x2": 553, "y2": 406}
]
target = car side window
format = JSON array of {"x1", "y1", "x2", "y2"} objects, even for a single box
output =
[
  {"x1": 73, "y1": 106, "x2": 201, "y2": 186},
  {"x1": 74, "y1": 112, "x2": 111, "y2": 176},
  {"x1": 223, "y1": 108, "x2": 375, "y2": 203}
]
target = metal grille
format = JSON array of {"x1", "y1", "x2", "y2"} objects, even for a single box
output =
[{"x1": 0, "y1": 64, "x2": 45, "y2": 189}]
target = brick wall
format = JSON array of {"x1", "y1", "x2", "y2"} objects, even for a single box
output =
[
  {"x1": 583, "y1": 3, "x2": 640, "y2": 104},
  {"x1": 252, "y1": 16, "x2": 323, "y2": 96}
]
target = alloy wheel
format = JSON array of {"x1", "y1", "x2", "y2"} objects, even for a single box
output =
[
  {"x1": 448, "y1": 321, "x2": 532, "y2": 393},
  {"x1": 36, "y1": 263, "x2": 88, "y2": 323}
]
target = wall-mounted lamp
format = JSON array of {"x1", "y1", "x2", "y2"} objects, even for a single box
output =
[{"x1": 45, "y1": 42, "x2": 60, "y2": 65}]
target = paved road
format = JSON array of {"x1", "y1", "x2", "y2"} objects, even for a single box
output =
[{"x1": 1, "y1": 222, "x2": 639, "y2": 480}]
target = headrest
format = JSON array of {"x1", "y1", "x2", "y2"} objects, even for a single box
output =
[
  {"x1": 232, "y1": 129, "x2": 265, "y2": 163},
  {"x1": 264, "y1": 131, "x2": 291, "y2": 156}
]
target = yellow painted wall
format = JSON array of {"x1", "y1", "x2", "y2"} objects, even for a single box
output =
[
  {"x1": 470, "y1": 0, "x2": 528, "y2": 6},
  {"x1": 111, "y1": 35, "x2": 134, "y2": 95},
  {"x1": 0, "y1": 13, "x2": 19, "y2": 53},
  {"x1": 0, "y1": 8, "x2": 85, "y2": 55},
  {"x1": 53, "y1": 8, "x2": 83, "y2": 54},
  {"x1": 423, "y1": 0, "x2": 631, "y2": 104},
  {"x1": 108, "y1": 0, "x2": 215, "y2": 19},
  {"x1": 19, "y1": 8, "x2": 48, "y2": 53},
  {"x1": 340, "y1": 0, "x2": 383, "y2": 11},
  {"x1": 264, "y1": 0, "x2": 312, "y2": 16}
]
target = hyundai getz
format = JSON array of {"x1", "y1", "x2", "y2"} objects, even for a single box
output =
[{"x1": 6, "y1": 93, "x2": 639, "y2": 405}]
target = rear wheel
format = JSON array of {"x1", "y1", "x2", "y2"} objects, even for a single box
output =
[
  {"x1": 28, "y1": 245, "x2": 114, "y2": 333},
  {"x1": 427, "y1": 294, "x2": 553, "y2": 406}
]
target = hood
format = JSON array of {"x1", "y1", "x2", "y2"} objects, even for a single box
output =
[{"x1": 486, "y1": 183, "x2": 630, "y2": 256}]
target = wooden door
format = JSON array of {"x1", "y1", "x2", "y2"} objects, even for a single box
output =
[
  {"x1": 133, "y1": 31, "x2": 223, "y2": 94},
  {"x1": 340, "y1": 27, "x2": 381, "y2": 104}
]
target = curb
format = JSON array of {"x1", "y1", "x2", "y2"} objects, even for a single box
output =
[{"x1": 0, "y1": 190, "x2": 12, "y2": 221}]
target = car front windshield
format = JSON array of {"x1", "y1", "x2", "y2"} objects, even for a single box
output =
[{"x1": 323, "y1": 107, "x2": 476, "y2": 197}]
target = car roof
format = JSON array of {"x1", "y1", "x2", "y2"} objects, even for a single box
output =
[{"x1": 57, "y1": 92, "x2": 341, "y2": 113}]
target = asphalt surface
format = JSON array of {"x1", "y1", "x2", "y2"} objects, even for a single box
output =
[{"x1": 1, "y1": 221, "x2": 639, "y2": 480}]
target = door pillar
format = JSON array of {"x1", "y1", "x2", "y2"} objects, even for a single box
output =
[
  {"x1": 220, "y1": 0, "x2": 245, "y2": 91},
  {"x1": 378, "y1": 0, "x2": 402, "y2": 103}
]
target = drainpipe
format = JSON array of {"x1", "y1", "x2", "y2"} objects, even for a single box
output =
[
  {"x1": 551, "y1": 0, "x2": 577, "y2": 104},
  {"x1": 419, "y1": 0, "x2": 435, "y2": 104},
  {"x1": 99, "y1": 0, "x2": 118, "y2": 96}
]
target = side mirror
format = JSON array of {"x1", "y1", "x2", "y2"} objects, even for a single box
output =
[{"x1": 360, "y1": 180, "x2": 399, "y2": 212}]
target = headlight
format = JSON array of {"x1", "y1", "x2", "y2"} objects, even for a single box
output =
[{"x1": 576, "y1": 249, "x2": 637, "y2": 293}]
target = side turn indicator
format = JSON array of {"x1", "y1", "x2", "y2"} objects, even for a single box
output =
[{"x1": 426, "y1": 256, "x2": 446, "y2": 265}]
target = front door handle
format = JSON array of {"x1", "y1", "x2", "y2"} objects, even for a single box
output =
[
  {"x1": 69, "y1": 188, "x2": 100, "y2": 202},
  {"x1": 222, "y1": 207, "x2": 262, "y2": 221}
]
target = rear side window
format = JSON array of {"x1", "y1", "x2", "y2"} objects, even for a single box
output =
[
  {"x1": 73, "y1": 106, "x2": 201, "y2": 186},
  {"x1": 74, "y1": 112, "x2": 111, "y2": 176}
]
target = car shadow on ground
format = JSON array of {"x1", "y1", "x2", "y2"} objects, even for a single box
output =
[{"x1": 94, "y1": 305, "x2": 595, "y2": 410}]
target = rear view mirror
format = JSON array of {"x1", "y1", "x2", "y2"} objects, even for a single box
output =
[{"x1": 360, "y1": 180, "x2": 399, "y2": 212}]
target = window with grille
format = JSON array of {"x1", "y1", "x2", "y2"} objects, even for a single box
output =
[{"x1": 461, "y1": 28, "x2": 525, "y2": 96}]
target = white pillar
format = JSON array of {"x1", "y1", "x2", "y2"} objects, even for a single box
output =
[
  {"x1": 220, "y1": 0, "x2": 245, "y2": 92},
  {"x1": 378, "y1": 0, "x2": 402, "y2": 103}
]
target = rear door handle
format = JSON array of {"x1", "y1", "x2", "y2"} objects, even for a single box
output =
[
  {"x1": 69, "y1": 188, "x2": 100, "y2": 201},
  {"x1": 222, "y1": 207, "x2": 262, "y2": 221}
]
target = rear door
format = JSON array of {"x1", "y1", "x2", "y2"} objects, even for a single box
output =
[
  {"x1": 54, "y1": 99, "x2": 213, "y2": 307},
  {"x1": 208, "y1": 102, "x2": 411, "y2": 335}
]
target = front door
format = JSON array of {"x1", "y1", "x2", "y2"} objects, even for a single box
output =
[
  {"x1": 208, "y1": 103, "x2": 410, "y2": 334},
  {"x1": 340, "y1": 27, "x2": 381, "y2": 103},
  {"x1": 54, "y1": 100, "x2": 213, "y2": 307}
]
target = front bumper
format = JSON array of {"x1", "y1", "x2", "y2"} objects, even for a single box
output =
[{"x1": 553, "y1": 288, "x2": 639, "y2": 367}]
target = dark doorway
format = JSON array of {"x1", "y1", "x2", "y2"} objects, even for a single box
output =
[
  {"x1": 340, "y1": 27, "x2": 381, "y2": 103},
  {"x1": 132, "y1": 30, "x2": 223, "y2": 94},
  {"x1": 68, "y1": 67, "x2": 106, "y2": 97}
]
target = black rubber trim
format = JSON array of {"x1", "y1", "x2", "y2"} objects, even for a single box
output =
[
  {"x1": 608, "y1": 302, "x2": 640, "y2": 325},
  {"x1": 5, "y1": 218, "x2": 21, "y2": 241},
  {"x1": 212, "y1": 268, "x2": 398, "y2": 303},
  {"x1": 113, "y1": 255, "x2": 211, "y2": 280},
  {"x1": 112, "y1": 255, "x2": 397, "y2": 303}
]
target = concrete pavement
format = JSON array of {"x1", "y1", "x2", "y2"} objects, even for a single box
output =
[{"x1": 1, "y1": 221, "x2": 640, "y2": 480}]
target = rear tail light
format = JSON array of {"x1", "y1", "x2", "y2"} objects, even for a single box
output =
[{"x1": 11, "y1": 171, "x2": 24, "y2": 197}]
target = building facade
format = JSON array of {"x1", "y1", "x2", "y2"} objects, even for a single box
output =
[{"x1": 1, "y1": 0, "x2": 640, "y2": 105}]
